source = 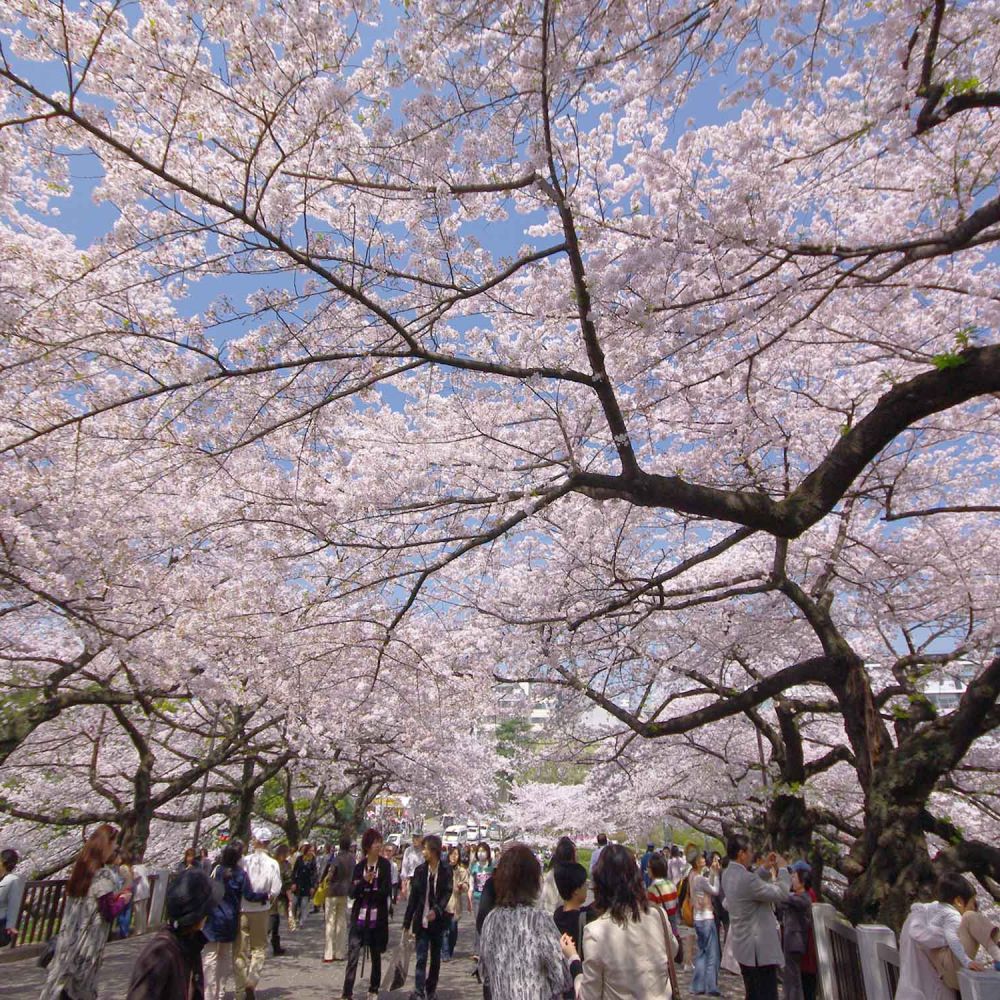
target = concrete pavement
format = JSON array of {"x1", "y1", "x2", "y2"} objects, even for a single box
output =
[{"x1": 5, "y1": 904, "x2": 745, "y2": 998}]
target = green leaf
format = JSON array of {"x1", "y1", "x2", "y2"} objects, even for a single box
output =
[
  {"x1": 931, "y1": 351, "x2": 966, "y2": 370},
  {"x1": 945, "y1": 76, "x2": 980, "y2": 96}
]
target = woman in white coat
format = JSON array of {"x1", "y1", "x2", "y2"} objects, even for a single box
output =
[{"x1": 564, "y1": 844, "x2": 677, "y2": 1000}]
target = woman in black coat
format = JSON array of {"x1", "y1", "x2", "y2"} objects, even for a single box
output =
[{"x1": 342, "y1": 828, "x2": 392, "y2": 1000}]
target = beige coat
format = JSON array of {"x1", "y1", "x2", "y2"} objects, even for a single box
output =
[{"x1": 576, "y1": 906, "x2": 675, "y2": 999}]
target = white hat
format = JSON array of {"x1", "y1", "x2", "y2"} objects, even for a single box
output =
[{"x1": 252, "y1": 825, "x2": 274, "y2": 842}]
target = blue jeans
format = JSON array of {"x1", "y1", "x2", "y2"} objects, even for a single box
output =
[
  {"x1": 441, "y1": 916, "x2": 459, "y2": 959},
  {"x1": 693, "y1": 918, "x2": 720, "y2": 994},
  {"x1": 414, "y1": 925, "x2": 444, "y2": 997}
]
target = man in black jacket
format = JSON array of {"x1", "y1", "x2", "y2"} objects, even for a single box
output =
[{"x1": 403, "y1": 834, "x2": 453, "y2": 1000}]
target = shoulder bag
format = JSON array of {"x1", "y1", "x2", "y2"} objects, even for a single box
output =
[{"x1": 655, "y1": 905, "x2": 682, "y2": 999}]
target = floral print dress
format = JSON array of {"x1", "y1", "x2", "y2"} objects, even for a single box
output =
[{"x1": 40, "y1": 867, "x2": 118, "y2": 1000}]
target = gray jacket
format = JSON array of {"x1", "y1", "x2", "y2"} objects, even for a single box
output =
[
  {"x1": 781, "y1": 892, "x2": 812, "y2": 956},
  {"x1": 324, "y1": 849, "x2": 355, "y2": 897},
  {"x1": 721, "y1": 862, "x2": 790, "y2": 968}
]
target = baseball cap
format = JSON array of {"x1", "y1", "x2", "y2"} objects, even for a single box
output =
[
  {"x1": 167, "y1": 868, "x2": 224, "y2": 928},
  {"x1": 790, "y1": 859, "x2": 812, "y2": 873},
  {"x1": 252, "y1": 825, "x2": 274, "y2": 843}
]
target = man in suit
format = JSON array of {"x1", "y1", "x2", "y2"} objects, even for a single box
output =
[{"x1": 720, "y1": 833, "x2": 791, "y2": 1000}]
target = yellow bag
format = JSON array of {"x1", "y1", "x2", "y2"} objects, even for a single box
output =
[
  {"x1": 680, "y1": 876, "x2": 694, "y2": 927},
  {"x1": 313, "y1": 880, "x2": 328, "y2": 908}
]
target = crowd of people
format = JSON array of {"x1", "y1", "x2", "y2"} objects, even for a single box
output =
[{"x1": 7, "y1": 823, "x2": 999, "y2": 1000}]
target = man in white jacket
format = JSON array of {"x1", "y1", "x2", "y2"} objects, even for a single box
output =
[{"x1": 236, "y1": 826, "x2": 284, "y2": 1000}]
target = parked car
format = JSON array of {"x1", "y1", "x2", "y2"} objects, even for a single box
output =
[{"x1": 443, "y1": 825, "x2": 467, "y2": 848}]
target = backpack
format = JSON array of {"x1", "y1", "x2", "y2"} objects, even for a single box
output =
[{"x1": 679, "y1": 875, "x2": 694, "y2": 927}]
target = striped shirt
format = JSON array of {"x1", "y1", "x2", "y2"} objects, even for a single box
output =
[{"x1": 647, "y1": 877, "x2": 678, "y2": 916}]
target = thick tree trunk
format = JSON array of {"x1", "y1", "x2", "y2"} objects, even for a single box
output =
[
  {"x1": 844, "y1": 655, "x2": 1000, "y2": 928},
  {"x1": 764, "y1": 793, "x2": 813, "y2": 856},
  {"x1": 230, "y1": 757, "x2": 256, "y2": 845},
  {"x1": 843, "y1": 790, "x2": 935, "y2": 929},
  {"x1": 114, "y1": 710, "x2": 156, "y2": 860},
  {"x1": 282, "y1": 772, "x2": 301, "y2": 848},
  {"x1": 119, "y1": 798, "x2": 154, "y2": 860}
]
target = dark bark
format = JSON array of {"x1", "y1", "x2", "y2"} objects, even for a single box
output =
[
  {"x1": 573, "y1": 345, "x2": 1000, "y2": 537},
  {"x1": 282, "y1": 772, "x2": 301, "y2": 848},
  {"x1": 119, "y1": 753, "x2": 155, "y2": 859},
  {"x1": 110, "y1": 705, "x2": 156, "y2": 858},
  {"x1": 230, "y1": 757, "x2": 257, "y2": 846},
  {"x1": 843, "y1": 654, "x2": 1000, "y2": 928},
  {"x1": 926, "y1": 814, "x2": 1000, "y2": 896},
  {"x1": 0, "y1": 684, "x2": 137, "y2": 766}
]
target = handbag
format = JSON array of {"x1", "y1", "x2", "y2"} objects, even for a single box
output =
[
  {"x1": 37, "y1": 937, "x2": 57, "y2": 968},
  {"x1": 656, "y1": 905, "x2": 682, "y2": 999},
  {"x1": 679, "y1": 876, "x2": 694, "y2": 927},
  {"x1": 389, "y1": 930, "x2": 412, "y2": 990},
  {"x1": 313, "y1": 880, "x2": 328, "y2": 908}
]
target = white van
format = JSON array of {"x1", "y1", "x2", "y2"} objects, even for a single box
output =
[{"x1": 443, "y1": 825, "x2": 467, "y2": 848}]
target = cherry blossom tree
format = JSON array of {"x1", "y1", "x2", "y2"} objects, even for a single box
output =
[{"x1": 1, "y1": 0, "x2": 998, "y2": 926}]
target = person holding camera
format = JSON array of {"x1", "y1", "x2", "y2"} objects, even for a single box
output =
[{"x1": 720, "y1": 835, "x2": 791, "y2": 1000}]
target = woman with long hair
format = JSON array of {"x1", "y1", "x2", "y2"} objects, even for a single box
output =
[
  {"x1": 443, "y1": 845, "x2": 470, "y2": 961},
  {"x1": 563, "y1": 843, "x2": 677, "y2": 999},
  {"x1": 40, "y1": 824, "x2": 134, "y2": 1000},
  {"x1": 203, "y1": 843, "x2": 269, "y2": 1000},
  {"x1": 689, "y1": 852, "x2": 722, "y2": 996},
  {"x1": 175, "y1": 846, "x2": 198, "y2": 873},
  {"x1": 479, "y1": 843, "x2": 576, "y2": 1000}
]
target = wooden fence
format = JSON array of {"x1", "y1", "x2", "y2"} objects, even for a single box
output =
[
  {"x1": 11, "y1": 879, "x2": 68, "y2": 947},
  {"x1": 12, "y1": 875, "x2": 162, "y2": 948}
]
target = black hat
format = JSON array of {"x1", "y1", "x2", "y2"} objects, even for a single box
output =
[{"x1": 167, "y1": 868, "x2": 224, "y2": 928}]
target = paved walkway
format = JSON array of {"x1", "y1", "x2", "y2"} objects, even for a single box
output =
[{"x1": 5, "y1": 907, "x2": 744, "y2": 998}]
